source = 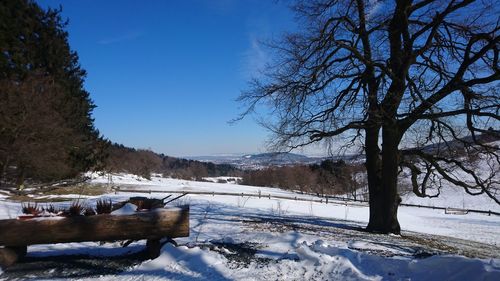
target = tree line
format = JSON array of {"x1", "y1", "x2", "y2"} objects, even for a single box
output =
[
  {"x1": 241, "y1": 160, "x2": 367, "y2": 199},
  {"x1": 103, "y1": 142, "x2": 371, "y2": 200},
  {"x1": 103, "y1": 142, "x2": 240, "y2": 180}
]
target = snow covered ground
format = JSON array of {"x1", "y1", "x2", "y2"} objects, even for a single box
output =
[
  {"x1": 0, "y1": 173, "x2": 499, "y2": 280},
  {"x1": 400, "y1": 183, "x2": 499, "y2": 211}
]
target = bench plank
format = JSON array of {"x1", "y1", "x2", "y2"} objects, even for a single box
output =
[{"x1": 0, "y1": 206, "x2": 189, "y2": 247}]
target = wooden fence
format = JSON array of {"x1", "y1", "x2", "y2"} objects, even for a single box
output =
[{"x1": 112, "y1": 187, "x2": 500, "y2": 216}]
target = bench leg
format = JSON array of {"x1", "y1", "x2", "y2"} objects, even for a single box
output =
[
  {"x1": 146, "y1": 239, "x2": 161, "y2": 259},
  {"x1": 0, "y1": 245, "x2": 27, "y2": 268}
]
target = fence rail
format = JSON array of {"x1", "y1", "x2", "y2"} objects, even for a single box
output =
[
  {"x1": 112, "y1": 187, "x2": 500, "y2": 217},
  {"x1": 291, "y1": 191, "x2": 500, "y2": 216},
  {"x1": 113, "y1": 187, "x2": 366, "y2": 207}
]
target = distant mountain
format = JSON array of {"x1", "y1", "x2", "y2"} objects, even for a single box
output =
[
  {"x1": 243, "y1": 152, "x2": 310, "y2": 161},
  {"x1": 187, "y1": 132, "x2": 499, "y2": 171},
  {"x1": 189, "y1": 152, "x2": 324, "y2": 170},
  {"x1": 408, "y1": 131, "x2": 500, "y2": 154}
]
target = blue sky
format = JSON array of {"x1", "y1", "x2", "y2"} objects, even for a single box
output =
[{"x1": 37, "y1": 0, "x2": 295, "y2": 157}]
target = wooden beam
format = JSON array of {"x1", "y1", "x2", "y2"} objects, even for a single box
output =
[{"x1": 0, "y1": 206, "x2": 189, "y2": 247}]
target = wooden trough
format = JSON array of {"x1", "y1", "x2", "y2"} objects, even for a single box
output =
[{"x1": 0, "y1": 205, "x2": 189, "y2": 267}]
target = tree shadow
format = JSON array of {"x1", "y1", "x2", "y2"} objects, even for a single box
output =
[
  {"x1": 188, "y1": 202, "x2": 366, "y2": 236},
  {"x1": 2, "y1": 246, "x2": 147, "y2": 280}
]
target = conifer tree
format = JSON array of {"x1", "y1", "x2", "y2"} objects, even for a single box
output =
[{"x1": 0, "y1": 0, "x2": 102, "y2": 185}]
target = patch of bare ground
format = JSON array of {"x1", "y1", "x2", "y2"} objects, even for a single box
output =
[
  {"x1": 198, "y1": 241, "x2": 274, "y2": 268},
  {"x1": 5, "y1": 184, "x2": 110, "y2": 202}
]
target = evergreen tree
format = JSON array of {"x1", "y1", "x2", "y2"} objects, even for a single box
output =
[{"x1": 0, "y1": 0, "x2": 101, "y2": 185}]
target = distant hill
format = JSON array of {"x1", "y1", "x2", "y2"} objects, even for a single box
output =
[
  {"x1": 243, "y1": 152, "x2": 309, "y2": 161},
  {"x1": 189, "y1": 152, "x2": 325, "y2": 170},
  {"x1": 103, "y1": 142, "x2": 240, "y2": 179},
  {"x1": 405, "y1": 131, "x2": 500, "y2": 155}
]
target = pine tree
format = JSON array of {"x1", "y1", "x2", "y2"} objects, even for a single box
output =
[{"x1": 0, "y1": 0, "x2": 102, "y2": 186}]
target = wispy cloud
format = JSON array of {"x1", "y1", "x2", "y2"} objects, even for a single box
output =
[
  {"x1": 242, "y1": 34, "x2": 270, "y2": 79},
  {"x1": 98, "y1": 30, "x2": 143, "y2": 45}
]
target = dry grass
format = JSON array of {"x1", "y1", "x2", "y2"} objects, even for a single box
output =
[
  {"x1": 7, "y1": 195, "x2": 73, "y2": 203},
  {"x1": 22, "y1": 202, "x2": 41, "y2": 215},
  {"x1": 6, "y1": 184, "x2": 110, "y2": 202},
  {"x1": 68, "y1": 201, "x2": 86, "y2": 216},
  {"x1": 42, "y1": 184, "x2": 110, "y2": 196},
  {"x1": 43, "y1": 203, "x2": 61, "y2": 214},
  {"x1": 96, "y1": 198, "x2": 113, "y2": 214}
]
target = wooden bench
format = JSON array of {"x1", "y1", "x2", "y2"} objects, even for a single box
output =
[{"x1": 0, "y1": 206, "x2": 189, "y2": 267}]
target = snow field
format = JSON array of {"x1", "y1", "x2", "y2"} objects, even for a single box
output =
[
  {"x1": 0, "y1": 173, "x2": 499, "y2": 280},
  {"x1": 87, "y1": 173, "x2": 500, "y2": 245}
]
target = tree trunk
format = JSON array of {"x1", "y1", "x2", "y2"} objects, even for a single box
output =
[
  {"x1": 16, "y1": 165, "x2": 25, "y2": 190},
  {"x1": 366, "y1": 124, "x2": 401, "y2": 234},
  {"x1": 365, "y1": 126, "x2": 382, "y2": 231},
  {"x1": 0, "y1": 156, "x2": 10, "y2": 184}
]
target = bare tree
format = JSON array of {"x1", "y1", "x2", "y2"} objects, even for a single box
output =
[{"x1": 238, "y1": 0, "x2": 499, "y2": 234}]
